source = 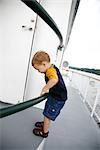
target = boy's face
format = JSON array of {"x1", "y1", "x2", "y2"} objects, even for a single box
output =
[{"x1": 33, "y1": 62, "x2": 48, "y2": 73}]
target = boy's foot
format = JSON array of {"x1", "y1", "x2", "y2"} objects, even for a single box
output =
[
  {"x1": 33, "y1": 128, "x2": 49, "y2": 138},
  {"x1": 35, "y1": 121, "x2": 44, "y2": 128}
]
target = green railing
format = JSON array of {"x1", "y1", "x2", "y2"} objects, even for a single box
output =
[
  {"x1": 0, "y1": 0, "x2": 64, "y2": 118},
  {"x1": 0, "y1": 93, "x2": 48, "y2": 118},
  {"x1": 21, "y1": 0, "x2": 63, "y2": 47}
]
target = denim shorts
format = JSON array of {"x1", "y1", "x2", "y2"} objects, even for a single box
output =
[{"x1": 43, "y1": 96, "x2": 65, "y2": 121}]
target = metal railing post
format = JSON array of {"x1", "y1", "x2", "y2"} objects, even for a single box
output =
[
  {"x1": 91, "y1": 87, "x2": 100, "y2": 117},
  {"x1": 83, "y1": 78, "x2": 90, "y2": 103}
]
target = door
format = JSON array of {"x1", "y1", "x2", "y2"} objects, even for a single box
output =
[{"x1": 0, "y1": 0, "x2": 37, "y2": 104}]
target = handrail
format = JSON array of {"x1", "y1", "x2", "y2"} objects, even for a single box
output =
[
  {"x1": 0, "y1": 93, "x2": 48, "y2": 118},
  {"x1": 69, "y1": 69, "x2": 100, "y2": 82},
  {"x1": 0, "y1": 0, "x2": 63, "y2": 118},
  {"x1": 69, "y1": 69, "x2": 100, "y2": 123},
  {"x1": 21, "y1": 0, "x2": 63, "y2": 47}
]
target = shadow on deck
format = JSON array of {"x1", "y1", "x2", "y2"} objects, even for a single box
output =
[{"x1": 0, "y1": 86, "x2": 100, "y2": 150}]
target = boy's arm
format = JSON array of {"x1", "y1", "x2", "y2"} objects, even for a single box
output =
[{"x1": 40, "y1": 78, "x2": 58, "y2": 95}]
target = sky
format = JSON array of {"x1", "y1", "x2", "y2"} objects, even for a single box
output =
[
  {"x1": 64, "y1": 37, "x2": 100, "y2": 69},
  {"x1": 63, "y1": 0, "x2": 100, "y2": 69}
]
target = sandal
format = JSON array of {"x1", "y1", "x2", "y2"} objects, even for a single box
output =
[
  {"x1": 33, "y1": 128, "x2": 49, "y2": 138},
  {"x1": 35, "y1": 121, "x2": 44, "y2": 128}
]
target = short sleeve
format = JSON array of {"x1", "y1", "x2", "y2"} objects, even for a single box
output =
[{"x1": 46, "y1": 68, "x2": 58, "y2": 80}]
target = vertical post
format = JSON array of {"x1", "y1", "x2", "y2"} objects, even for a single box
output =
[
  {"x1": 69, "y1": 70, "x2": 73, "y2": 82},
  {"x1": 91, "y1": 87, "x2": 100, "y2": 117},
  {"x1": 83, "y1": 77, "x2": 90, "y2": 103}
]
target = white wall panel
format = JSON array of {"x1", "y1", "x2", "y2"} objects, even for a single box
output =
[
  {"x1": 24, "y1": 0, "x2": 72, "y2": 106},
  {"x1": 0, "y1": 0, "x2": 37, "y2": 103}
]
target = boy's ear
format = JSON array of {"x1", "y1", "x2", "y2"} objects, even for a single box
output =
[{"x1": 42, "y1": 61, "x2": 46, "y2": 66}]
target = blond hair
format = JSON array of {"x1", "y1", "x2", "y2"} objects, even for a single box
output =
[{"x1": 32, "y1": 51, "x2": 50, "y2": 66}]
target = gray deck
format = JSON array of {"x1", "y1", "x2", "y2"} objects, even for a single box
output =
[
  {"x1": 43, "y1": 87, "x2": 100, "y2": 150},
  {"x1": 0, "y1": 86, "x2": 100, "y2": 150},
  {"x1": 0, "y1": 105, "x2": 44, "y2": 150}
]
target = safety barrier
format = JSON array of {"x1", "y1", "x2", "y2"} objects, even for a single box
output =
[
  {"x1": 0, "y1": 93, "x2": 48, "y2": 118},
  {"x1": 68, "y1": 69, "x2": 100, "y2": 123}
]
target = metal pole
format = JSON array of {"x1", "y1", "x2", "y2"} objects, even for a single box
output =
[{"x1": 91, "y1": 87, "x2": 100, "y2": 117}]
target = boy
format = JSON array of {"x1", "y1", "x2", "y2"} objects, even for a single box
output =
[{"x1": 32, "y1": 51, "x2": 67, "y2": 138}]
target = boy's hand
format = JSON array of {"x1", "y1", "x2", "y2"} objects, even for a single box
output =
[
  {"x1": 40, "y1": 78, "x2": 58, "y2": 96},
  {"x1": 40, "y1": 88, "x2": 49, "y2": 96}
]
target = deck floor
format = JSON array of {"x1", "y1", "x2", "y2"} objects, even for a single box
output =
[
  {"x1": 0, "y1": 86, "x2": 100, "y2": 150},
  {"x1": 0, "y1": 105, "x2": 44, "y2": 150},
  {"x1": 43, "y1": 86, "x2": 100, "y2": 150}
]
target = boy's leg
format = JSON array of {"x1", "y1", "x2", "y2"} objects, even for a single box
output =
[
  {"x1": 33, "y1": 116, "x2": 50, "y2": 138},
  {"x1": 43, "y1": 116, "x2": 51, "y2": 133}
]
